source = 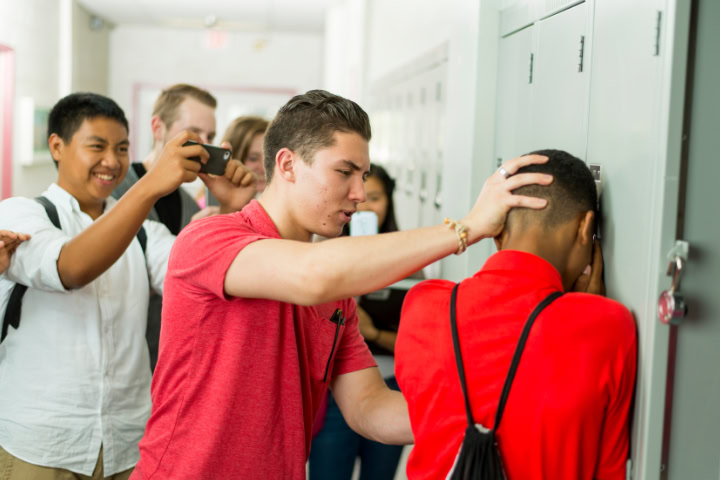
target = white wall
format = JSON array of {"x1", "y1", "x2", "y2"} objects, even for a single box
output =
[
  {"x1": 0, "y1": 0, "x2": 63, "y2": 198},
  {"x1": 0, "y1": 0, "x2": 110, "y2": 198},
  {"x1": 323, "y1": 0, "x2": 367, "y2": 102},
  {"x1": 343, "y1": 0, "x2": 496, "y2": 281},
  {"x1": 108, "y1": 25, "x2": 323, "y2": 160},
  {"x1": 72, "y1": 0, "x2": 111, "y2": 94}
]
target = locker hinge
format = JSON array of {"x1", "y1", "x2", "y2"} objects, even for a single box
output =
[
  {"x1": 654, "y1": 11, "x2": 663, "y2": 56},
  {"x1": 529, "y1": 53, "x2": 534, "y2": 84},
  {"x1": 578, "y1": 35, "x2": 586, "y2": 72}
]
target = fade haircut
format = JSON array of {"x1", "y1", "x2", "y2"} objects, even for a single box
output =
[
  {"x1": 48, "y1": 92, "x2": 129, "y2": 143},
  {"x1": 263, "y1": 90, "x2": 372, "y2": 183},
  {"x1": 221, "y1": 116, "x2": 269, "y2": 164},
  {"x1": 508, "y1": 149, "x2": 597, "y2": 229},
  {"x1": 152, "y1": 83, "x2": 217, "y2": 129}
]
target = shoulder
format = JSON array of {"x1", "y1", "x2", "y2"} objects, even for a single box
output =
[
  {"x1": 402, "y1": 279, "x2": 456, "y2": 320},
  {"x1": 170, "y1": 212, "x2": 265, "y2": 271},
  {"x1": 559, "y1": 293, "x2": 637, "y2": 346},
  {"x1": 406, "y1": 279, "x2": 455, "y2": 302},
  {"x1": 177, "y1": 212, "x2": 253, "y2": 243},
  {"x1": 0, "y1": 196, "x2": 50, "y2": 226}
]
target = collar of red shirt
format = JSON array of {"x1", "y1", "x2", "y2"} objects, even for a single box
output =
[
  {"x1": 476, "y1": 250, "x2": 565, "y2": 292},
  {"x1": 241, "y1": 200, "x2": 283, "y2": 239}
]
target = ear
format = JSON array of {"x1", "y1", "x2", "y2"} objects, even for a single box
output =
[
  {"x1": 48, "y1": 133, "x2": 65, "y2": 163},
  {"x1": 150, "y1": 116, "x2": 166, "y2": 144},
  {"x1": 275, "y1": 148, "x2": 296, "y2": 183},
  {"x1": 576, "y1": 210, "x2": 595, "y2": 246}
]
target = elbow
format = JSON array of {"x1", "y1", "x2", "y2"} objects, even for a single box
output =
[{"x1": 57, "y1": 266, "x2": 94, "y2": 290}]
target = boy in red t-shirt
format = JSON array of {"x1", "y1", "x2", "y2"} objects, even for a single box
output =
[
  {"x1": 131, "y1": 90, "x2": 556, "y2": 479},
  {"x1": 396, "y1": 149, "x2": 637, "y2": 479}
]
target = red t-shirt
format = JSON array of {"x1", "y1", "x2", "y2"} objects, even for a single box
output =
[
  {"x1": 395, "y1": 250, "x2": 637, "y2": 480},
  {"x1": 131, "y1": 200, "x2": 376, "y2": 480}
]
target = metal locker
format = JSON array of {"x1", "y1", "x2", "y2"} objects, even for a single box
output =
[{"x1": 528, "y1": 1, "x2": 591, "y2": 158}]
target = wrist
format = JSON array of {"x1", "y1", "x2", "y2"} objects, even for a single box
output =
[
  {"x1": 370, "y1": 329, "x2": 382, "y2": 343},
  {"x1": 458, "y1": 217, "x2": 489, "y2": 245},
  {"x1": 130, "y1": 175, "x2": 164, "y2": 204}
]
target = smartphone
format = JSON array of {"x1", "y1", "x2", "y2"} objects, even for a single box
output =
[
  {"x1": 350, "y1": 211, "x2": 379, "y2": 236},
  {"x1": 183, "y1": 140, "x2": 231, "y2": 175}
]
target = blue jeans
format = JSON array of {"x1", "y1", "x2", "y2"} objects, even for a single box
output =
[{"x1": 309, "y1": 376, "x2": 404, "y2": 480}]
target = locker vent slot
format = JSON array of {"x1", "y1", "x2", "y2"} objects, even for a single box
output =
[
  {"x1": 541, "y1": 0, "x2": 584, "y2": 19},
  {"x1": 500, "y1": 1, "x2": 532, "y2": 37}
]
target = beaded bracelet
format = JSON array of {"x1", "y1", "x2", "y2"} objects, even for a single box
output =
[{"x1": 444, "y1": 218, "x2": 469, "y2": 255}]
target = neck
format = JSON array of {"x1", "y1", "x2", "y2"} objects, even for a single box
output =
[
  {"x1": 257, "y1": 183, "x2": 313, "y2": 242},
  {"x1": 501, "y1": 225, "x2": 572, "y2": 289},
  {"x1": 56, "y1": 180, "x2": 105, "y2": 220}
]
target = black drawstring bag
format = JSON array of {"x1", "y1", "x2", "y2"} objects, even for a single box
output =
[{"x1": 447, "y1": 283, "x2": 563, "y2": 480}]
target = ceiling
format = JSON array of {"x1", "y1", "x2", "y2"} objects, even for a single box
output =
[{"x1": 76, "y1": 0, "x2": 331, "y2": 33}]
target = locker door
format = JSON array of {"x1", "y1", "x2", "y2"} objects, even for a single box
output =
[
  {"x1": 400, "y1": 84, "x2": 421, "y2": 231},
  {"x1": 666, "y1": 0, "x2": 720, "y2": 477},
  {"x1": 584, "y1": 0, "x2": 679, "y2": 478},
  {"x1": 495, "y1": 25, "x2": 534, "y2": 165},
  {"x1": 529, "y1": 2, "x2": 590, "y2": 158}
]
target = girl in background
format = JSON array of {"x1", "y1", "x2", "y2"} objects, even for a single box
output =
[
  {"x1": 310, "y1": 163, "x2": 412, "y2": 480},
  {"x1": 195, "y1": 116, "x2": 269, "y2": 209},
  {"x1": 221, "y1": 116, "x2": 270, "y2": 193}
]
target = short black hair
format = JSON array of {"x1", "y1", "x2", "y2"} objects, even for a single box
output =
[
  {"x1": 508, "y1": 149, "x2": 597, "y2": 228},
  {"x1": 263, "y1": 90, "x2": 371, "y2": 183},
  {"x1": 48, "y1": 92, "x2": 129, "y2": 143}
]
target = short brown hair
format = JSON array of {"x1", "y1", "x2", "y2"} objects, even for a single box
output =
[
  {"x1": 221, "y1": 116, "x2": 269, "y2": 163},
  {"x1": 152, "y1": 84, "x2": 217, "y2": 128},
  {"x1": 263, "y1": 90, "x2": 371, "y2": 183}
]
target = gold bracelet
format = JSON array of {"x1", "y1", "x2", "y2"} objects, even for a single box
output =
[{"x1": 444, "y1": 218, "x2": 469, "y2": 255}]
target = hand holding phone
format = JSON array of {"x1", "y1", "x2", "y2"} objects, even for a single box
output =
[
  {"x1": 350, "y1": 211, "x2": 379, "y2": 236},
  {"x1": 183, "y1": 140, "x2": 232, "y2": 175}
]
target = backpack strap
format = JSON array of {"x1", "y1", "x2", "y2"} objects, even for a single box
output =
[
  {"x1": 136, "y1": 225, "x2": 147, "y2": 255},
  {"x1": 449, "y1": 283, "x2": 564, "y2": 431},
  {"x1": 1, "y1": 197, "x2": 147, "y2": 343},
  {"x1": 450, "y1": 283, "x2": 476, "y2": 427},
  {"x1": 34, "y1": 196, "x2": 61, "y2": 229},
  {"x1": 493, "y1": 291, "x2": 563, "y2": 431},
  {"x1": 2, "y1": 196, "x2": 61, "y2": 343}
]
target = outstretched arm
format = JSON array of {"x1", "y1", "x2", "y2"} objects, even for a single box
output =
[
  {"x1": 0, "y1": 230, "x2": 31, "y2": 275},
  {"x1": 57, "y1": 131, "x2": 208, "y2": 289},
  {"x1": 224, "y1": 155, "x2": 552, "y2": 305}
]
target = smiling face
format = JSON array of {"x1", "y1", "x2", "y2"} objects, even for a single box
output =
[
  {"x1": 289, "y1": 131, "x2": 370, "y2": 239},
  {"x1": 52, "y1": 116, "x2": 130, "y2": 216}
]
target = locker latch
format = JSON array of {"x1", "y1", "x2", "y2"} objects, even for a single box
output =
[{"x1": 658, "y1": 240, "x2": 689, "y2": 325}]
